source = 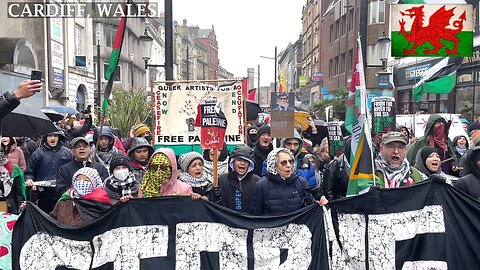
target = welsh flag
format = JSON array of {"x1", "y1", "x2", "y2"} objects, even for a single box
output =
[
  {"x1": 391, "y1": 4, "x2": 473, "y2": 57},
  {"x1": 345, "y1": 37, "x2": 376, "y2": 196},
  {"x1": 102, "y1": 4, "x2": 127, "y2": 113},
  {"x1": 413, "y1": 57, "x2": 463, "y2": 101}
]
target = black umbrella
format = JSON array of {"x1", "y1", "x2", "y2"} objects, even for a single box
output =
[
  {"x1": 246, "y1": 101, "x2": 263, "y2": 121},
  {"x1": 1, "y1": 102, "x2": 57, "y2": 138},
  {"x1": 40, "y1": 108, "x2": 65, "y2": 122}
]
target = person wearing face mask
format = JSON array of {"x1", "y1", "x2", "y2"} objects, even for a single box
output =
[
  {"x1": 25, "y1": 127, "x2": 73, "y2": 213},
  {"x1": 250, "y1": 148, "x2": 326, "y2": 216},
  {"x1": 104, "y1": 154, "x2": 141, "y2": 204},
  {"x1": 50, "y1": 167, "x2": 111, "y2": 226},
  {"x1": 141, "y1": 148, "x2": 192, "y2": 197},
  {"x1": 246, "y1": 125, "x2": 258, "y2": 148},
  {"x1": 178, "y1": 151, "x2": 212, "y2": 197}
]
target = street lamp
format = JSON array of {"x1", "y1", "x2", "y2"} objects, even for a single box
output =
[
  {"x1": 260, "y1": 46, "x2": 278, "y2": 92},
  {"x1": 96, "y1": 30, "x2": 102, "y2": 117},
  {"x1": 377, "y1": 32, "x2": 391, "y2": 70}
]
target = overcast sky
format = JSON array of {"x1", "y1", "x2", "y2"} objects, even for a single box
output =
[{"x1": 159, "y1": 0, "x2": 306, "y2": 87}]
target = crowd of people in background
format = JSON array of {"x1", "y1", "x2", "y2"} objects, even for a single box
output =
[{"x1": 0, "y1": 80, "x2": 479, "y2": 227}]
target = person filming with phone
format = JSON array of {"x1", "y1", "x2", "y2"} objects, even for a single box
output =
[{"x1": 0, "y1": 70, "x2": 42, "y2": 119}]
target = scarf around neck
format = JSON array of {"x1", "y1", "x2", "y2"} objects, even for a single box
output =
[
  {"x1": 375, "y1": 155, "x2": 410, "y2": 188},
  {"x1": 179, "y1": 171, "x2": 211, "y2": 188},
  {"x1": 455, "y1": 145, "x2": 467, "y2": 156},
  {"x1": 107, "y1": 172, "x2": 137, "y2": 197},
  {"x1": 429, "y1": 123, "x2": 448, "y2": 152}
]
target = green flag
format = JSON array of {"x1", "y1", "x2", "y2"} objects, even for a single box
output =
[
  {"x1": 103, "y1": 5, "x2": 127, "y2": 113},
  {"x1": 412, "y1": 57, "x2": 462, "y2": 102}
]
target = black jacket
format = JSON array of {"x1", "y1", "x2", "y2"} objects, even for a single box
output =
[
  {"x1": 0, "y1": 91, "x2": 20, "y2": 120},
  {"x1": 250, "y1": 174, "x2": 313, "y2": 216},
  {"x1": 322, "y1": 154, "x2": 350, "y2": 201},
  {"x1": 218, "y1": 171, "x2": 259, "y2": 213},
  {"x1": 66, "y1": 116, "x2": 92, "y2": 142},
  {"x1": 454, "y1": 146, "x2": 480, "y2": 202},
  {"x1": 252, "y1": 142, "x2": 273, "y2": 177},
  {"x1": 56, "y1": 160, "x2": 109, "y2": 198}
]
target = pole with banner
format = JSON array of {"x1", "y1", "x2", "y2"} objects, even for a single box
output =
[{"x1": 199, "y1": 98, "x2": 228, "y2": 187}]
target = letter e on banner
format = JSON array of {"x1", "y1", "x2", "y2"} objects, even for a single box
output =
[
  {"x1": 91, "y1": 226, "x2": 169, "y2": 270},
  {"x1": 20, "y1": 232, "x2": 92, "y2": 270},
  {"x1": 253, "y1": 224, "x2": 312, "y2": 269},
  {"x1": 176, "y1": 222, "x2": 248, "y2": 269}
]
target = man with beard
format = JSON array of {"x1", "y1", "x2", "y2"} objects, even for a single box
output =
[
  {"x1": 56, "y1": 137, "x2": 109, "y2": 197},
  {"x1": 406, "y1": 115, "x2": 457, "y2": 175},
  {"x1": 252, "y1": 125, "x2": 273, "y2": 177},
  {"x1": 127, "y1": 137, "x2": 154, "y2": 184},
  {"x1": 91, "y1": 126, "x2": 121, "y2": 172},
  {"x1": 375, "y1": 132, "x2": 423, "y2": 188},
  {"x1": 25, "y1": 127, "x2": 72, "y2": 213}
]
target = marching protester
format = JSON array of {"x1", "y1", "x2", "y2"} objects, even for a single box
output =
[
  {"x1": 1, "y1": 137, "x2": 26, "y2": 171},
  {"x1": 414, "y1": 146, "x2": 448, "y2": 181},
  {"x1": 322, "y1": 137, "x2": 351, "y2": 200},
  {"x1": 122, "y1": 124, "x2": 152, "y2": 152},
  {"x1": 50, "y1": 167, "x2": 111, "y2": 226},
  {"x1": 65, "y1": 109, "x2": 92, "y2": 142},
  {"x1": 246, "y1": 125, "x2": 258, "y2": 148},
  {"x1": 0, "y1": 79, "x2": 42, "y2": 119},
  {"x1": 314, "y1": 137, "x2": 330, "y2": 173},
  {"x1": 25, "y1": 127, "x2": 72, "y2": 213},
  {"x1": 202, "y1": 145, "x2": 229, "y2": 181},
  {"x1": 250, "y1": 148, "x2": 326, "y2": 216},
  {"x1": 453, "y1": 135, "x2": 469, "y2": 158},
  {"x1": 141, "y1": 148, "x2": 192, "y2": 197},
  {"x1": 252, "y1": 125, "x2": 273, "y2": 177},
  {"x1": 216, "y1": 144, "x2": 260, "y2": 213},
  {"x1": 56, "y1": 137, "x2": 109, "y2": 198},
  {"x1": 0, "y1": 151, "x2": 26, "y2": 214},
  {"x1": 16, "y1": 136, "x2": 38, "y2": 170},
  {"x1": 104, "y1": 154, "x2": 141, "y2": 204},
  {"x1": 178, "y1": 151, "x2": 212, "y2": 197},
  {"x1": 90, "y1": 126, "x2": 122, "y2": 173},
  {"x1": 454, "y1": 146, "x2": 480, "y2": 202},
  {"x1": 406, "y1": 114, "x2": 457, "y2": 175},
  {"x1": 375, "y1": 132, "x2": 423, "y2": 188},
  {"x1": 127, "y1": 137, "x2": 154, "y2": 184}
]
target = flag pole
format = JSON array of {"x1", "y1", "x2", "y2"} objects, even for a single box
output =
[
  {"x1": 243, "y1": 78, "x2": 248, "y2": 144},
  {"x1": 212, "y1": 148, "x2": 218, "y2": 187}
]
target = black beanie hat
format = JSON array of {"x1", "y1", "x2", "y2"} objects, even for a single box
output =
[
  {"x1": 256, "y1": 125, "x2": 271, "y2": 140},
  {"x1": 109, "y1": 154, "x2": 133, "y2": 174}
]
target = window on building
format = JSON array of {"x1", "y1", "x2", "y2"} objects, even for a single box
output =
[
  {"x1": 456, "y1": 86, "x2": 474, "y2": 120},
  {"x1": 329, "y1": 59, "x2": 333, "y2": 76},
  {"x1": 347, "y1": 49, "x2": 353, "y2": 71},
  {"x1": 368, "y1": 0, "x2": 385, "y2": 24},
  {"x1": 75, "y1": 23, "x2": 84, "y2": 56},
  {"x1": 334, "y1": 56, "x2": 338, "y2": 75},
  {"x1": 348, "y1": 9, "x2": 354, "y2": 31},
  {"x1": 341, "y1": 16, "x2": 346, "y2": 36},
  {"x1": 103, "y1": 63, "x2": 121, "y2": 82},
  {"x1": 330, "y1": 25, "x2": 334, "y2": 43},
  {"x1": 340, "y1": 53, "x2": 345, "y2": 74},
  {"x1": 105, "y1": 25, "x2": 116, "y2": 48},
  {"x1": 367, "y1": 44, "x2": 382, "y2": 66}
]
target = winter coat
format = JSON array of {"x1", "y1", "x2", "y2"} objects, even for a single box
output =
[
  {"x1": 56, "y1": 160, "x2": 109, "y2": 198},
  {"x1": 4, "y1": 140, "x2": 26, "y2": 171},
  {"x1": 406, "y1": 114, "x2": 457, "y2": 174},
  {"x1": 1, "y1": 162, "x2": 26, "y2": 214},
  {"x1": 454, "y1": 146, "x2": 480, "y2": 202},
  {"x1": 0, "y1": 91, "x2": 20, "y2": 120},
  {"x1": 25, "y1": 138, "x2": 72, "y2": 200},
  {"x1": 250, "y1": 173, "x2": 314, "y2": 216},
  {"x1": 322, "y1": 154, "x2": 350, "y2": 201},
  {"x1": 142, "y1": 148, "x2": 192, "y2": 196},
  {"x1": 91, "y1": 126, "x2": 121, "y2": 172},
  {"x1": 66, "y1": 116, "x2": 92, "y2": 142},
  {"x1": 127, "y1": 138, "x2": 153, "y2": 183},
  {"x1": 252, "y1": 140, "x2": 273, "y2": 177},
  {"x1": 105, "y1": 179, "x2": 140, "y2": 204}
]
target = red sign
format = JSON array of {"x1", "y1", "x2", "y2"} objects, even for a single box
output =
[{"x1": 199, "y1": 99, "x2": 228, "y2": 149}]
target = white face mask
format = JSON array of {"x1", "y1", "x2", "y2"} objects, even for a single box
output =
[{"x1": 113, "y1": 168, "x2": 130, "y2": 181}]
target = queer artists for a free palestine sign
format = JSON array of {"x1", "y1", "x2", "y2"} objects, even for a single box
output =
[{"x1": 152, "y1": 81, "x2": 244, "y2": 145}]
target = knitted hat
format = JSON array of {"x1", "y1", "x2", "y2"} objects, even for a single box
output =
[
  {"x1": 134, "y1": 124, "x2": 151, "y2": 137},
  {"x1": 109, "y1": 153, "x2": 133, "y2": 174},
  {"x1": 256, "y1": 125, "x2": 271, "y2": 140},
  {"x1": 178, "y1": 151, "x2": 203, "y2": 172}
]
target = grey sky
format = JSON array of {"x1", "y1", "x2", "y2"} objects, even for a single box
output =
[{"x1": 161, "y1": 0, "x2": 305, "y2": 87}]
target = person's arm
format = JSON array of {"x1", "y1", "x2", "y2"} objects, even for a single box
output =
[
  {"x1": 69, "y1": 115, "x2": 92, "y2": 138},
  {"x1": 0, "y1": 80, "x2": 42, "y2": 119}
]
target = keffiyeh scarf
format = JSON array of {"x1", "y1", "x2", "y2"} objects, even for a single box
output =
[
  {"x1": 266, "y1": 148, "x2": 294, "y2": 175},
  {"x1": 72, "y1": 167, "x2": 103, "y2": 198},
  {"x1": 107, "y1": 172, "x2": 137, "y2": 196},
  {"x1": 179, "y1": 171, "x2": 211, "y2": 188},
  {"x1": 141, "y1": 153, "x2": 172, "y2": 198},
  {"x1": 375, "y1": 155, "x2": 410, "y2": 188}
]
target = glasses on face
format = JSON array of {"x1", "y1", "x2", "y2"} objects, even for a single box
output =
[
  {"x1": 279, "y1": 159, "x2": 294, "y2": 166},
  {"x1": 384, "y1": 144, "x2": 406, "y2": 150}
]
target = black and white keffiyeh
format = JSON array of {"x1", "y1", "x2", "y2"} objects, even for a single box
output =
[{"x1": 107, "y1": 172, "x2": 137, "y2": 196}]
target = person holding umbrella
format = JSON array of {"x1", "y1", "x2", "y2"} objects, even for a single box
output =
[{"x1": 0, "y1": 80, "x2": 42, "y2": 120}]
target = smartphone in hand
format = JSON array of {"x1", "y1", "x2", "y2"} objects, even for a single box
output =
[{"x1": 31, "y1": 70, "x2": 42, "y2": 81}]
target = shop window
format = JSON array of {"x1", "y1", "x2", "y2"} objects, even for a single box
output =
[{"x1": 456, "y1": 86, "x2": 474, "y2": 120}]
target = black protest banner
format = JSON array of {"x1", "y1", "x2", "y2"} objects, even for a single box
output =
[
  {"x1": 12, "y1": 197, "x2": 328, "y2": 270},
  {"x1": 327, "y1": 122, "x2": 345, "y2": 159},
  {"x1": 372, "y1": 96, "x2": 396, "y2": 134},
  {"x1": 327, "y1": 180, "x2": 480, "y2": 270}
]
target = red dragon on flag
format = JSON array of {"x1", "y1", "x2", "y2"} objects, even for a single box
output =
[{"x1": 392, "y1": 4, "x2": 473, "y2": 57}]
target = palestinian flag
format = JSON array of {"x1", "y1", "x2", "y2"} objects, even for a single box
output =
[
  {"x1": 391, "y1": 4, "x2": 473, "y2": 57},
  {"x1": 247, "y1": 88, "x2": 257, "y2": 102},
  {"x1": 413, "y1": 57, "x2": 462, "y2": 102},
  {"x1": 103, "y1": 4, "x2": 127, "y2": 113},
  {"x1": 346, "y1": 126, "x2": 376, "y2": 196}
]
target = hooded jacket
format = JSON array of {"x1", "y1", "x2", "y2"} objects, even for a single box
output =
[
  {"x1": 406, "y1": 114, "x2": 457, "y2": 172},
  {"x1": 454, "y1": 146, "x2": 480, "y2": 202},
  {"x1": 91, "y1": 126, "x2": 121, "y2": 172},
  {"x1": 217, "y1": 144, "x2": 260, "y2": 213},
  {"x1": 246, "y1": 126, "x2": 259, "y2": 148},
  {"x1": 127, "y1": 137, "x2": 154, "y2": 183},
  {"x1": 141, "y1": 148, "x2": 192, "y2": 197}
]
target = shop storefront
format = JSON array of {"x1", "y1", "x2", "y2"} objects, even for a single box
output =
[{"x1": 454, "y1": 49, "x2": 480, "y2": 122}]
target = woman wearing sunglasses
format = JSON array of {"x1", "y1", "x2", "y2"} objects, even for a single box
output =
[{"x1": 250, "y1": 148, "x2": 327, "y2": 216}]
